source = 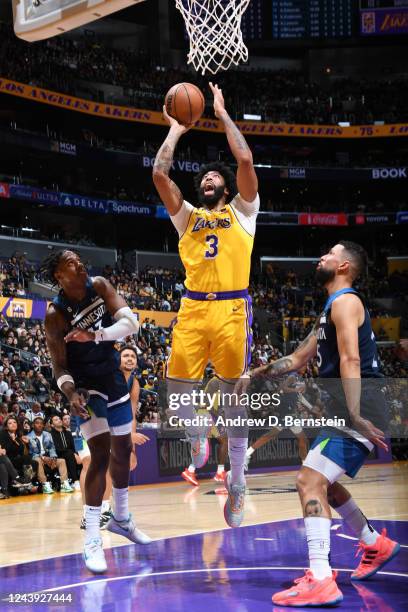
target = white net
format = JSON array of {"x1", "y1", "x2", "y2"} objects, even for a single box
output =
[{"x1": 175, "y1": 0, "x2": 250, "y2": 75}]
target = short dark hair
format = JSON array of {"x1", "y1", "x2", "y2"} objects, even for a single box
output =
[
  {"x1": 40, "y1": 249, "x2": 80, "y2": 285},
  {"x1": 193, "y1": 162, "x2": 237, "y2": 203},
  {"x1": 119, "y1": 344, "x2": 138, "y2": 359},
  {"x1": 33, "y1": 416, "x2": 45, "y2": 424},
  {"x1": 339, "y1": 241, "x2": 368, "y2": 280}
]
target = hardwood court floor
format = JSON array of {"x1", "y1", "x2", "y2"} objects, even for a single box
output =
[{"x1": 0, "y1": 462, "x2": 407, "y2": 568}]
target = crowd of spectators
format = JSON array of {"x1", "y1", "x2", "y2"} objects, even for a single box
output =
[
  {"x1": 1, "y1": 24, "x2": 408, "y2": 125},
  {"x1": 2, "y1": 255, "x2": 407, "y2": 325},
  {"x1": 102, "y1": 264, "x2": 184, "y2": 312}
]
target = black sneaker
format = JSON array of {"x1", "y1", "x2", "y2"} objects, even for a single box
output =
[
  {"x1": 100, "y1": 510, "x2": 113, "y2": 529},
  {"x1": 11, "y1": 480, "x2": 25, "y2": 488},
  {"x1": 80, "y1": 517, "x2": 86, "y2": 530}
]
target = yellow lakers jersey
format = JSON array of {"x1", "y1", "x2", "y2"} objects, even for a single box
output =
[{"x1": 179, "y1": 203, "x2": 254, "y2": 292}]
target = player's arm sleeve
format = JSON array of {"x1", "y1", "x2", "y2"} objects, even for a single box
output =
[
  {"x1": 230, "y1": 193, "x2": 260, "y2": 237},
  {"x1": 94, "y1": 306, "x2": 139, "y2": 342},
  {"x1": 170, "y1": 200, "x2": 194, "y2": 237},
  {"x1": 92, "y1": 277, "x2": 139, "y2": 341}
]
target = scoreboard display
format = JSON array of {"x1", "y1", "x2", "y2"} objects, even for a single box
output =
[
  {"x1": 360, "y1": 1, "x2": 408, "y2": 7},
  {"x1": 271, "y1": 0, "x2": 355, "y2": 40}
]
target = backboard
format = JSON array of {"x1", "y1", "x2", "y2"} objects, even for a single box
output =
[{"x1": 13, "y1": 0, "x2": 146, "y2": 42}]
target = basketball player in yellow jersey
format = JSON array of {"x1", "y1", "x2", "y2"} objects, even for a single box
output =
[{"x1": 153, "y1": 82, "x2": 259, "y2": 527}]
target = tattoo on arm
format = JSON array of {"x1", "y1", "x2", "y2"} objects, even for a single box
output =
[
  {"x1": 153, "y1": 142, "x2": 175, "y2": 176},
  {"x1": 304, "y1": 499, "x2": 323, "y2": 517},
  {"x1": 293, "y1": 328, "x2": 317, "y2": 355},
  {"x1": 153, "y1": 133, "x2": 184, "y2": 208},
  {"x1": 222, "y1": 114, "x2": 251, "y2": 152},
  {"x1": 265, "y1": 357, "x2": 294, "y2": 377}
]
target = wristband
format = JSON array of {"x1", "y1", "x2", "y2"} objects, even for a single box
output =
[{"x1": 57, "y1": 374, "x2": 75, "y2": 391}]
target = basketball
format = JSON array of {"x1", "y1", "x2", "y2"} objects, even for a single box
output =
[{"x1": 165, "y1": 82, "x2": 205, "y2": 126}]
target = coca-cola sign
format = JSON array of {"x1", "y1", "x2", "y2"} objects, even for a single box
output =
[{"x1": 298, "y1": 213, "x2": 348, "y2": 226}]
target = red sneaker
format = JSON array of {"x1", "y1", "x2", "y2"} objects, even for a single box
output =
[
  {"x1": 181, "y1": 469, "x2": 199, "y2": 486},
  {"x1": 272, "y1": 570, "x2": 343, "y2": 607},
  {"x1": 213, "y1": 471, "x2": 227, "y2": 482},
  {"x1": 351, "y1": 528, "x2": 400, "y2": 581}
]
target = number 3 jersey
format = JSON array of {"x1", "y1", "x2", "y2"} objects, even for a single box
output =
[{"x1": 171, "y1": 194, "x2": 259, "y2": 292}]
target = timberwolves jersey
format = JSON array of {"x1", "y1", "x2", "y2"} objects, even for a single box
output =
[
  {"x1": 127, "y1": 372, "x2": 137, "y2": 392},
  {"x1": 317, "y1": 288, "x2": 380, "y2": 378},
  {"x1": 53, "y1": 277, "x2": 116, "y2": 378},
  {"x1": 316, "y1": 288, "x2": 388, "y2": 431}
]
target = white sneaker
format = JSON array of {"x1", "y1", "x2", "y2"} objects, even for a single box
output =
[
  {"x1": 60, "y1": 481, "x2": 74, "y2": 493},
  {"x1": 83, "y1": 537, "x2": 107, "y2": 574},
  {"x1": 106, "y1": 514, "x2": 152, "y2": 544},
  {"x1": 73, "y1": 481, "x2": 81, "y2": 491},
  {"x1": 42, "y1": 482, "x2": 54, "y2": 494}
]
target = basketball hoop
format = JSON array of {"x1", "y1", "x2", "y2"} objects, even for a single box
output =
[
  {"x1": 13, "y1": 0, "x2": 145, "y2": 42},
  {"x1": 175, "y1": 0, "x2": 250, "y2": 75}
]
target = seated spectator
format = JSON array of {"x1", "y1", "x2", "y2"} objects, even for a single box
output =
[
  {"x1": 27, "y1": 417, "x2": 74, "y2": 494},
  {"x1": 0, "y1": 415, "x2": 37, "y2": 486},
  {"x1": 0, "y1": 372, "x2": 9, "y2": 395},
  {"x1": 5, "y1": 379, "x2": 21, "y2": 399},
  {"x1": 61, "y1": 413, "x2": 73, "y2": 431},
  {"x1": 8, "y1": 401, "x2": 21, "y2": 415},
  {"x1": 47, "y1": 392, "x2": 68, "y2": 418},
  {"x1": 32, "y1": 373, "x2": 51, "y2": 403},
  {"x1": 25, "y1": 402, "x2": 45, "y2": 423},
  {"x1": 20, "y1": 417, "x2": 32, "y2": 436},
  {"x1": 0, "y1": 447, "x2": 23, "y2": 499},
  {"x1": 0, "y1": 403, "x2": 8, "y2": 426},
  {"x1": 50, "y1": 415, "x2": 81, "y2": 490}
]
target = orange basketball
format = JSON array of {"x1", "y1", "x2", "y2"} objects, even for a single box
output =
[{"x1": 165, "y1": 82, "x2": 205, "y2": 126}]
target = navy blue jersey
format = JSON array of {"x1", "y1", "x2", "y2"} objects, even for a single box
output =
[
  {"x1": 127, "y1": 371, "x2": 137, "y2": 393},
  {"x1": 53, "y1": 277, "x2": 117, "y2": 379},
  {"x1": 316, "y1": 288, "x2": 388, "y2": 431},
  {"x1": 316, "y1": 288, "x2": 380, "y2": 379}
]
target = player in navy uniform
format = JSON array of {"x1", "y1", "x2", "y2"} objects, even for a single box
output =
[
  {"x1": 237, "y1": 241, "x2": 400, "y2": 607},
  {"x1": 42, "y1": 250, "x2": 151, "y2": 574}
]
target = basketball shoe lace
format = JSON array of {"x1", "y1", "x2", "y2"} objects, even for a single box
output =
[
  {"x1": 293, "y1": 570, "x2": 316, "y2": 591},
  {"x1": 86, "y1": 538, "x2": 103, "y2": 557},
  {"x1": 292, "y1": 569, "x2": 336, "y2": 592},
  {"x1": 354, "y1": 539, "x2": 379, "y2": 564}
]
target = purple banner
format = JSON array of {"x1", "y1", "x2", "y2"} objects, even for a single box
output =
[
  {"x1": 9, "y1": 184, "x2": 59, "y2": 204},
  {"x1": 361, "y1": 8, "x2": 408, "y2": 35}
]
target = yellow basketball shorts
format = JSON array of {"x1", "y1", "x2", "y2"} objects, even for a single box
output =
[{"x1": 166, "y1": 293, "x2": 253, "y2": 381}]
